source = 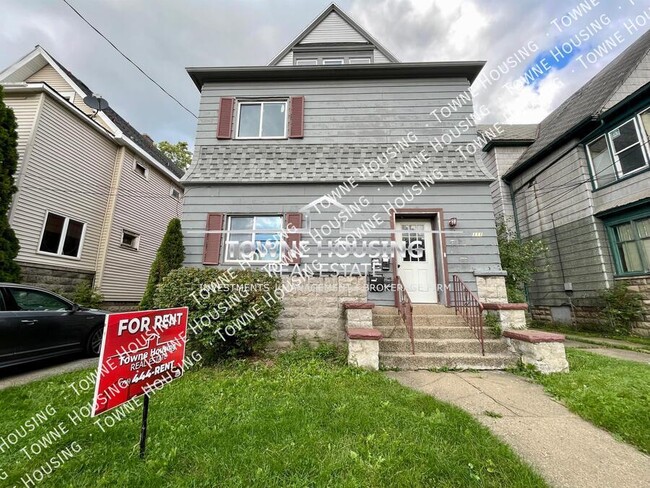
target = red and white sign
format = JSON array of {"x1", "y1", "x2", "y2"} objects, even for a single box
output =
[{"x1": 92, "y1": 307, "x2": 188, "y2": 416}]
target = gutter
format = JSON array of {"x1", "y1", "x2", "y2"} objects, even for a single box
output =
[{"x1": 2, "y1": 82, "x2": 183, "y2": 184}]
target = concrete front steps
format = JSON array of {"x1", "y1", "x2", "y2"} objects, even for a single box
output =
[{"x1": 374, "y1": 305, "x2": 517, "y2": 370}]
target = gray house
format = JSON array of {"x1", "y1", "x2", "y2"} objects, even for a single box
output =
[
  {"x1": 182, "y1": 4, "x2": 516, "y2": 367},
  {"x1": 481, "y1": 29, "x2": 650, "y2": 336},
  {"x1": 0, "y1": 46, "x2": 185, "y2": 307}
]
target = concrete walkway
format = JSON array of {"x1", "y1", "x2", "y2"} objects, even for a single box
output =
[
  {"x1": 564, "y1": 339, "x2": 650, "y2": 364},
  {"x1": 386, "y1": 370, "x2": 650, "y2": 488},
  {"x1": 0, "y1": 357, "x2": 97, "y2": 391}
]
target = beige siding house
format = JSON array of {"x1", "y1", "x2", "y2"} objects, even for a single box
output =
[{"x1": 0, "y1": 46, "x2": 184, "y2": 306}]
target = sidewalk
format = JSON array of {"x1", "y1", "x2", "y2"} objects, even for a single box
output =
[
  {"x1": 0, "y1": 357, "x2": 97, "y2": 391},
  {"x1": 386, "y1": 370, "x2": 650, "y2": 488}
]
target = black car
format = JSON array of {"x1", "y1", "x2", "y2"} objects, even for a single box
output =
[{"x1": 0, "y1": 283, "x2": 106, "y2": 368}]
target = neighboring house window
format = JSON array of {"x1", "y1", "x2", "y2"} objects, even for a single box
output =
[
  {"x1": 134, "y1": 160, "x2": 149, "y2": 179},
  {"x1": 605, "y1": 210, "x2": 650, "y2": 275},
  {"x1": 349, "y1": 57, "x2": 371, "y2": 64},
  {"x1": 322, "y1": 58, "x2": 344, "y2": 65},
  {"x1": 170, "y1": 187, "x2": 181, "y2": 200},
  {"x1": 587, "y1": 108, "x2": 650, "y2": 187},
  {"x1": 38, "y1": 212, "x2": 85, "y2": 258},
  {"x1": 295, "y1": 58, "x2": 318, "y2": 66},
  {"x1": 224, "y1": 215, "x2": 282, "y2": 262},
  {"x1": 236, "y1": 101, "x2": 287, "y2": 139},
  {"x1": 121, "y1": 230, "x2": 140, "y2": 250}
]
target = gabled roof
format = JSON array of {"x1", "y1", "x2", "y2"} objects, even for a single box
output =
[
  {"x1": 182, "y1": 144, "x2": 493, "y2": 184},
  {"x1": 478, "y1": 124, "x2": 538, "y2": 151},
  {"x1": 504, "y1": 29, "x2": 650, "y2": 180},
  {"x1": 268, "y1": 3, "x2": 399, "y2": 66},
  {"x1": 0, "y1": 46, "x2": 184, "y2": 179}
]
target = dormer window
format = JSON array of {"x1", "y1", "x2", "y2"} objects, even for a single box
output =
[
  {"x1": 349, "y1": 57, "x2": 371, "y2": 64},
  {"x1": 322, "y1": 58, "x2": 344, "y2": 65},
  {"x1": 295, "y1": 58, "x2": 318, "y2": 66}
]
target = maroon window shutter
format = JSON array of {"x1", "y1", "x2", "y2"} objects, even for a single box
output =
[
  {"x1": 284, "y1": 213, "x2": 302, "y2": 264},
  {"x1": 288, "y1": 96, "x2": 305, "y2": 139},
  {"x1": 216, "y1": 98, "x2": 235, "y2": 139},
  {"x1": 203, "y1": 213, "x2": 224, "y2": 265}
]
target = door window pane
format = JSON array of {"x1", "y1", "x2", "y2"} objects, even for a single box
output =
[
  {"x1": 587, "y1": 136, "x2": 616, "y2": 187},
  {"x1": 8, "y1": 288, "x2": 70, "y2": 311},
  {"x1": 402, "y1": 224, "x2": 426, "y2": 262},
  {"x1": 39, "y1": 213, "x2": 65, "y2": 254},
  {"x1": 261, "y1": 103, "x2": 286, "y2": 138},
  {"x1": 238, "y1": 104, "x2": 261, "y2": 138}
]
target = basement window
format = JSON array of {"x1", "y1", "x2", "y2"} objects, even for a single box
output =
[{"x1": 121, "y1": 230, "x2": 140, "y2": 250}]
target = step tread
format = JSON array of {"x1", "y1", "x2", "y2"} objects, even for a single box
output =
[
  {"x1": 379, "y1": 352, "x2": 514, "y2": 358},
  {"x1": 381, "y1": 338, "x2": 504, "y2": 344}
]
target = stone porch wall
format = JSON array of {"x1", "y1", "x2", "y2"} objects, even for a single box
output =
[{"x1": 272, "y1": 276, "x2": 366, "y2": 349}]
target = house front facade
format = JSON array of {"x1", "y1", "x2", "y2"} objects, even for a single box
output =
[
  {"x1": 481, "y1": 29, "x2": 650, "y2": 336},
  {"x1": 0, "y1": 46, "x2": 185, "y2": 307},
  {"x1": 182, "y1": 4, "x2": 511, "y2": 354}
]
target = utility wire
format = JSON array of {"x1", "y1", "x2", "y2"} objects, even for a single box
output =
[{"x1": 61, "y1": 0, "x2": 197, "y2": 119}]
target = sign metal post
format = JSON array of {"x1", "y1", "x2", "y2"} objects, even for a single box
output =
[{"x1": 139, "y1": 393, "x2": 150, "y2": 458}]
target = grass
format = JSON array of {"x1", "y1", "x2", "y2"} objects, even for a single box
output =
[
  {"x1": 0, "y1": 345, "x2": 546, "y2": 487},
  {"x1": 530, "y1": 323, "x2": 650, "y2": 352},
  {"x1": 516, "y1": 349, "x2": 650, "y2": 454}
]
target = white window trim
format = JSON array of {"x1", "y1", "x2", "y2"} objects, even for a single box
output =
[
  {"x1": 36, "y1": 211, "x2": 86, "y2": 260},
  {"x1": 133, "y1": 160, "x2": 149, "y2": 180},
  {"x1": 170, "y1": 186, "x2": 182, "y2": 200},
  {"x1": 607, "y1": 117, "x2": 648, "y2": 178},
  {"x1": 348, "y1": 57, "x2": 371, "y2": 64},
  {"x1": 121, "y1": 230, "x2": 140, "y2": 251},
  {"x1": 235, "y1": 101, "x2": 288, "y2": 140},
  {"x1": 223, "y1": 215, "x2": 283, "y2": 264},
  {"x1": 322, "y1": 58, "x2": 345, "y2": 65}
]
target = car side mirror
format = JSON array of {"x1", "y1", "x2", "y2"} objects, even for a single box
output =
[{"x1": 71, "y1": 303, "x2": 80, "y2": 313}]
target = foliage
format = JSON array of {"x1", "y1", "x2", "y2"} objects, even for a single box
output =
[
  {"x1": 140, "y1": 218, "x2": 185, "y2": 310},
  {"x1": 0, "y1": 359, "x2": 546, "y2": 487},
  {"x1": 598, "y1": 282, "x2": 644, "y2": 335},
  {"x1": 157, "y1": 140, "x2": 192, "y2": 172},
  {"x1": 72, "y1": 281, "x2": 104, "y2": 308},
  {"x1": 496, "y1": 220, "x2": 548, "y2": 303},
  {"x1": 484, "y1": 312, "x2": 502, "y2": 337},
  {"x1": 517, "y1": 349, "x2": 650, "y2": 453},
  {"x1": 0, "y1": 86, "x2": 21, "y2": 282},
  {"x1": 151, "y1": 267, "x2": 283, "y2": 361}
]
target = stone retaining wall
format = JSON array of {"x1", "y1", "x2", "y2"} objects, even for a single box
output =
[
  {"x1": 272, "y1": 276, "x2": 366, "y2": 349},
  {"x1": 618, "y1": 276, "x2": 650, "y2": 337},
  {"x1": 19, "y1": 263, "x2": 94, "y2": 296}
]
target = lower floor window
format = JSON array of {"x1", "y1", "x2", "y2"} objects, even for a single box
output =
[
  {"x1": 606, "y1": 212, "x2": 650, "y2": 275},
  {"x1": 39, "y1": 212, "x2": 85, "y2": 258},
  {"x1": 225, "y1": 215, "x2": 282, "y2": 262}
]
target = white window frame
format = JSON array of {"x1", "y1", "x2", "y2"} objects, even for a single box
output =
[
  {"x1": 322, "y1": 58, "x2": 345, "y2": 65},
  {"x1": 121, "y1": 230, "x2": 140, "y2": 250},
  {"x1": 607, "y1": 117, "x2": 648, "y2": 178},
  {"x1": 170, "y1": 187, "x2": 182, "y2": 200},
  {"x1": 223, "y1": 215, "x2": 283, "y2": 264},
  {"x1": 133, "y1": 160, "x2": 149, "y2": 180},
  {"x1": 348, "y1": 57, "x2": 371, "y2": 64},
  {"x1": 295, "y1": 58, "x2": 318, "y2": 66},
  {"x1": 586, "y1": 135, "x2": 616, "y2": 189},
  {"x1": 37, "y1": 211, "x2": 86, "y2": 260},
  {"x1": 235, "y1": 101, "x2": 287, "y2": 140}
]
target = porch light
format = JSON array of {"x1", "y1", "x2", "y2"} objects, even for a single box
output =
[{"x1": 448, "y1": 218, "x2": 458, "y2": 228}]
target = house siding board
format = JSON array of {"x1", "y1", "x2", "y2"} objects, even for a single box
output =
[
  {"x1": 373, "y1": 50, "x2": 391, "y2": 63},
  {"x1": 10, "y1": 95, "x2": 116, "y2": 271},
  {"x1": 181, "y1": 182, "x2": 501, "y2": 304},
  {"x1": 4, "y1": 93, "x2": 41, "y2": 176},
  {"x1": 299, "y1": 11, "x2": 367, "y2": 44},
  {"x1": 593, "y1": 170, "x2": 650, "y2": 215},
  {"x1": 195, "y1": 78, "x2": 474, "y2": 146},
  {"x1": 99, "y1": 150, "x2": 183, "y2": 301},
  {"x1": 276, "y1": 52, "x2": 294, "y2": 66}
]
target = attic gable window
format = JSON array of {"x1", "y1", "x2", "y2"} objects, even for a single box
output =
[
  {"x1": 348, "y1": 57, "x2": 371, "y2": 64},
  {"x1": 322, "y1": 58, "x2": 344, "y2": 65},
  {"x1": 236, "y1": 101, "x2": 287, "y2": 139}
]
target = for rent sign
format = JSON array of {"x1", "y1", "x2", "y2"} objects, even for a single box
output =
[{"x1": 92, "y1": 307, "x2": 188, "y2": 417}]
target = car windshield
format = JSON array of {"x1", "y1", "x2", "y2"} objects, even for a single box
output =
[{"x1": 8, "y1": 288, "x2": 70, "y2": 311}]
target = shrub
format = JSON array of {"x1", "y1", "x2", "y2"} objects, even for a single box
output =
[
  {"x1": 140, "y1": 218, "x2": 185, "y2": 310},
  {"x1": 484, "y1": 312, "x2": 502, "y2": 337},
  {"x1": 72, "y1": 281, "x2": 104, "y2": 308},
  {"x1": 599, "y1": 282, "x2": 644, "y2": 335},
  {"x1": 497, "y1": 220, "x2": 548, "y2": 303},
  {"x1": 152, "y1": 267, "x2": 283, "y2": 362}
]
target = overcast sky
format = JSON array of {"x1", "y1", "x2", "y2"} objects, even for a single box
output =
[{"x1": 1, "y1": 0, "x2": 648, "y2": 148}]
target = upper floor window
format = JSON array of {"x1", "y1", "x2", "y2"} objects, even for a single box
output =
[
  {"x1": 38, "y1": 212, "x2": 85, "y2": 259},
  {"x1": 587, "y1": 108, "x2": 650, "y2": 188},
  {"x1": 236, "y1": 101, "x2": 287, "y2": 139},
  {"x1": 134, "y1": 160, "x2": 149, "y2": 180}
]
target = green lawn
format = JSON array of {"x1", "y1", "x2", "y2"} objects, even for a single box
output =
[
  {"x1": 531, "y1": 323, "x2": 650, "y2": 352},
  {"x1": 0, "y1": 347, "x2": 546, "y2": 487},
  {"x1": 518, "y1": 349, "x2": 650, "y2": 454}
]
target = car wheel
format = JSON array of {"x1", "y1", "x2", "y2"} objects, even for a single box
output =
[{"x1": 86, "y1": 326, "x2": 104, "y2": 356}]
